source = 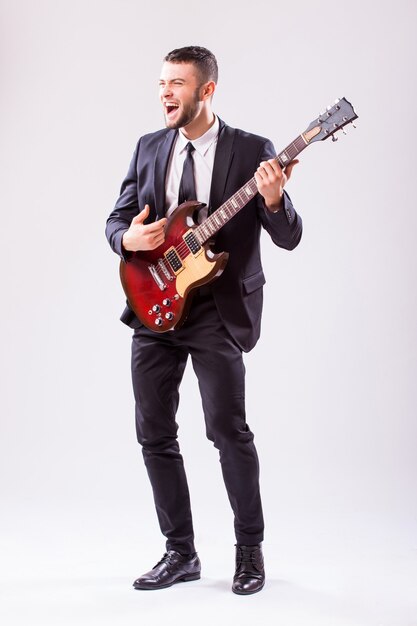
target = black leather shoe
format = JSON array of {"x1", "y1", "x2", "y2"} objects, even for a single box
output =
[
  {"x1": 133, "y1": 550, "x2": 201, "y2": 590},
  {"x1": 232, "y1": 544, "x2": 265, "y2": 595}
]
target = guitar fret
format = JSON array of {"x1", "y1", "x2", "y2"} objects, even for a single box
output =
[
  {"x1": 277, "y1": 135, "x2": 305, "y2": 167},
  {"x1": 288, "y1": 142, "x2": 297, "y2": 158},
  {"x1": 228, "y1": 202, "x2": 237, "y2": 216}
]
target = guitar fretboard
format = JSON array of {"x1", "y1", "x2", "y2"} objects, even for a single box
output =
[{"x1": 195, "y1": 134, "x2": 308, "y2": 243}]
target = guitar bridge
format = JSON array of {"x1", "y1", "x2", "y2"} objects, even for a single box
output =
[
  {"x1": 158, "y1": 258, "x2": 174, "y2": 281},
  {"x1": 147, "y1": 264, "x2": 166, "y2": 291}
]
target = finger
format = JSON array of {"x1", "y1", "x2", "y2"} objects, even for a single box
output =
[
  {"x1": 255, "y1": 164, "x2": 269, "y2": 182},
  {"x1": 254, "y1": 171, "x2": 264, "y2": 186},
  {"x1": 152, "y1": 226, "x2": 166, "y2": 239},
  {"x1": 132, "y1": 204, "x2": 150, "y2": 225},
  {"x1": 260, "y1": 159, "x2": 280, "y2": 174},
  {"x1": 149, "y1": 232, "x2": 165, "y2": 249},
  {"x1": 142, "y1": 220, "x2": 167, "y2": 235},
  {"x1": 153, "y1": 234, "x2": 165, "y2": 247},
  {"x1": 266, "y1": 159, "x2": 283, "y2": 177},
  {"x1": 258, "y1": 160, "x2": 280, "y2": 181}
]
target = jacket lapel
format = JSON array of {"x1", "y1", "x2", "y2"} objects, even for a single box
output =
[
  {"x1": 209, "y1": 118, "x2": 235, "y2": 214},
  {"x1": 153, "y1": 129, "x2": 177, "y2": 217}
]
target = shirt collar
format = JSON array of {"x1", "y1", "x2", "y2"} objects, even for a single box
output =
[{"x1": 178, "y1": 115, "x2": 219, "y2": 157}]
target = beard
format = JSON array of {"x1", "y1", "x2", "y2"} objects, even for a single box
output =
[{"x1": 164, "y1": 87, "x2": 202, "y2": 130}]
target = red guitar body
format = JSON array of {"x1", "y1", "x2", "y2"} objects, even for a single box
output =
[{"x1": 119, "y1": 201, "x2": 229, "y2": 332}]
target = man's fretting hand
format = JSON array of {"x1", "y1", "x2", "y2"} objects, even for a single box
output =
[
  {"x1": 255, "y1": 159, "x2": 299, "y2": 212},
  {"x1": 122, "y1": 205, "x2": 167, "y2": 252}
]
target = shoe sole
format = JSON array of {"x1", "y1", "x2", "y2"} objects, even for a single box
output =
[{"x1": 133, "y1": 572, "x2": 201, "y2": 590}]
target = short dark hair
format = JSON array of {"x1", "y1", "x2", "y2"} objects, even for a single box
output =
[{"x1": 164, "y1": 46, "x2": 218, "y2": 84}]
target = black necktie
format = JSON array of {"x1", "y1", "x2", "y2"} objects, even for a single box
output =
[{"x1": 178, "y1": 142, "x2": 196, "y2": 205}]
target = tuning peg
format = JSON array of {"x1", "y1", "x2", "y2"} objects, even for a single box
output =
[
  {"x1": 341, "y1": 127, "x2": 347, "y2": 135},
  {"x1": 331, "y1": 134, "x2": 339, "y2": 142},
  {"x1": 351, "y1": 122, "x2": 357, "y2": 129}
]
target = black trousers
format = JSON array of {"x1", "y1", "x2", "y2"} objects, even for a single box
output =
[{"x1": 131, "y1": 289, "x2": 264, "y2": 554}]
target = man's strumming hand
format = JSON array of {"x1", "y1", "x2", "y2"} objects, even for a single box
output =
[
  {"x1": 122, "y1": 205, "x2": 167, "y2": 252},
  {"x1": 255, "y1": 159, "x2": 299, "y2": 212}
]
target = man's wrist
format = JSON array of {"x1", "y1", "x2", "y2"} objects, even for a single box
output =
[
  {"x1": 122, "y1": 231, "x2": 132, "y2": 251},
  {"x1": 265, "y1": 196, "x2": 283, "y2": 213}
]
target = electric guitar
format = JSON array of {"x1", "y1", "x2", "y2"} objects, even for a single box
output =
[{"x1": 120, "y1": 98, "x2": 358, "y2": 332}]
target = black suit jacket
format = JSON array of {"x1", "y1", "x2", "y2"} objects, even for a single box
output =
[{"x1": 106, "y1": 118, "x2": 302, "y2": 352}]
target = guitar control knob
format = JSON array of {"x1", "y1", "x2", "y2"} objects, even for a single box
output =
[
  {"x1": 165, "y1": 312, "x2": 174, "y2": 321},
  {"x1": 162, "y1": 298, "x2": 171, "y2": 307},
  {"x1": 152, "y1": 304, "x2": 161, "y2": 313},
  {"x1": 155, "y1": 318, "x2": 163, "y2": 326}
]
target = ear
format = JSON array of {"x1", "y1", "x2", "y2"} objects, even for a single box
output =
[{"x1": 201, "y1": 81, "x2": 216, "y2": 100}]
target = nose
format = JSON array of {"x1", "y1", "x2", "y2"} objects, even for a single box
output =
[{"x1": 161, "y1": 83, "x2": 173, "y2": 98}]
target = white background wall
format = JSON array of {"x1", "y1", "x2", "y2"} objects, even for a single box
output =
[{"x1": 1, "y1": 1, "x2": 416, "y2": 624}]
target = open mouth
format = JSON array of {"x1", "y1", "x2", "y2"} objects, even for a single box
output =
[{"x1": 165, "y1": 102, "x2": 179, "y2": 117}]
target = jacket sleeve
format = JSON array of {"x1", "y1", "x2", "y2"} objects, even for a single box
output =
[
  {"x1": 257, "y1": 139, "x2": 303, "y2": 251},
  {"x1": 105, "y1": 140, "x2": 141, "y2": 262}
]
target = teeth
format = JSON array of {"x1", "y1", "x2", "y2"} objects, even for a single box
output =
[{"x1": 165, "y1": 102, "x2": 179, "y2": 108}]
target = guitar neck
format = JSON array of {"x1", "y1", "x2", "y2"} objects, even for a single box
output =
[{"x1": 195, "y1": 133, "x2": 308, "y2": 243}]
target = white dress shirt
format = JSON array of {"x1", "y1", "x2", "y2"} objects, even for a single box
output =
[{"x1": 165, "y1": 115, "x2": 220, "y2": 221}]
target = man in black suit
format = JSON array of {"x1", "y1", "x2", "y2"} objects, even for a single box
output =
[{"x1": 106, "y1": 46, "x2": 302, "y2": 595}]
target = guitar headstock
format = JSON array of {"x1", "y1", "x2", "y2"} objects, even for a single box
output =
[{"x1": 303, "y1": 97, "x2": 358, "y2": 144}]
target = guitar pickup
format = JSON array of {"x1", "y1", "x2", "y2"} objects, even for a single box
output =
[
  {"x1": 165, "y1": 247, "x2": 183, "y2": 274},
  {"x1": 183, "y1": 230, "x2": 202, "y2": 256}
]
